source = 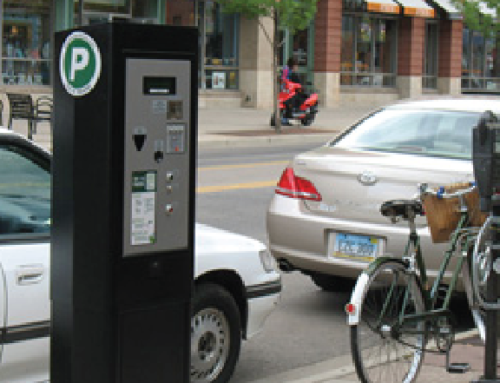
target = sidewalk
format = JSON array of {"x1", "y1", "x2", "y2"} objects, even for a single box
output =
[
  {"x1": 196, "y1": 104, "x2": 380, "y2": 149},
  {"x1": 12, "y1": 93, "x2": 500, "y2": 152},
  {"x1": 248, "y1": 330, "x2": 495, "y2": 383},
  {"x1": 16, "y1": 102, "x2": 382, "y2": 152}
]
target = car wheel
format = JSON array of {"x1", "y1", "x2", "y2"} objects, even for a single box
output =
[
  {"x1": 191, "y1": 283, "x2": 242, "y2": 383},
  {"x1": 310, "y1": 273, "x2": 355, "y2": 293}
]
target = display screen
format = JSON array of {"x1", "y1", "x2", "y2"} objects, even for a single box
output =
[{"x1": 143, "y1": 77, "x2": 176, "y2": 95}]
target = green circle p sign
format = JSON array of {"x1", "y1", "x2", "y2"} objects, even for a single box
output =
[{"x1": 60, "y1": 32, "x2": 102, "y2": 97}]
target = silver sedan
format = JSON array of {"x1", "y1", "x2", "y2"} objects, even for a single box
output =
[{"x1": 267, "y1": 98, "x2": 500, "y2": 292}]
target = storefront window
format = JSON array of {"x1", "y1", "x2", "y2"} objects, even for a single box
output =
[
  {"x1": 2, "y1": 0, "x2": 52, "y2": 86},
  {"x1": 356, "y1": 17, "x2": 372, "y2": 74},
  {"x1": 78, "y1": 0, "x2": 158, "y2": 24},
  {"x1": 374, "y1": 20, "x2": 393, "y2": 77},
  {"x1": 198, "y1": 1, "x2": 239, "y2": 90},
  {"x1": 341, "y1": 15, "x2": 397, "y2": 87},
  {"x1": 462, "y1": 27, "x2": 500, "y2": 92},
  {"x1": 166, "y1": 0, "x2": 195, "y2": 26},
  {"x1": 341, "y1": 16, "x2": 355, "y2": 78},
  {"x1": 293, "y1": 28, "x2": 309, "y2": 67},
  {"x1": 79, "y1": 0, "x2": 130, "y2": 14},
  {"x1": 423, "y1": 22, "x2": 438, "y2": 89},
  {"x1": 278, "y1": 24, "x2": 313, "y2": 85},
  {"x1": 165, "y1": 0, "x2": 239, "y2": 90}
]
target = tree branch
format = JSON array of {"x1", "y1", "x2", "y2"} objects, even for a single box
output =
[{"x1": 258, "y1": 17, "x2": 273, "y2": 46}]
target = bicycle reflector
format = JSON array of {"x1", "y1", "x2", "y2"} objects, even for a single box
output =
[
  {"x1": 345, "y1": 303, "x2": 357, "y2": 316},
  {"x1": 276, "y1": 167, "x2": 322, "y2": 201}
]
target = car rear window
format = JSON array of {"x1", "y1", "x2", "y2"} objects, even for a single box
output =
[{"x1": 334, "y1": 109, "x2": 480, "y2": 159}]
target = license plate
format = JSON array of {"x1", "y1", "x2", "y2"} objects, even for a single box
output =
[{"x1": 332, "y1": 233, "x2": 379, "y2": 262}]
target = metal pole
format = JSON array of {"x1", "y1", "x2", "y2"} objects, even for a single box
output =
[
  {"x1": 472, "y1": 195, "x2": 500, "y2": 383},
  {"x1": 485, "y1": 198, "x2": 499, "y2": 380},
  {"x1": 78, "y1": 0, "x2": 84, "y2": 26}
]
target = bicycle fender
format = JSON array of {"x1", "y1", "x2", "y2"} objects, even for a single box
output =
[
  {"x1": 346, "y1": 257, "x2": 407, "y2": 326},
  {"x1": 347, "y1": 272, "x2": 369, "y2": 326}
]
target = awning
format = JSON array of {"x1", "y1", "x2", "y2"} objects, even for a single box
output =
[
  {"x1": 395, "y1": 0, "x2": 436, "y2": 17},
  {"x1": 366, "y1": 0, "x2": 401, "y2": 14},
  {"x1": 430, "y1": 0, "x2": 462, "y2": 19}
]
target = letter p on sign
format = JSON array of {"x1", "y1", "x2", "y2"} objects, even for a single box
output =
[
  {"x1": 70, "y1": 48, "x2": 90, "y2": 81},
  {"x1": 60, "y1": 31, "x2": 102, "y2": 97}
]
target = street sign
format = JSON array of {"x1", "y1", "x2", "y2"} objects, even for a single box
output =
[{"x1": 59, "y1": 31, "x2": 102, "y2": 97}]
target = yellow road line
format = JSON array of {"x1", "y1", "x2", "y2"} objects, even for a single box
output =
[
  {"x1": 197, "y1": 180, "x2": 276, "y2": 194},
  {"x1": 198, "y1": 160, "x2": 288, "y2": 171}
]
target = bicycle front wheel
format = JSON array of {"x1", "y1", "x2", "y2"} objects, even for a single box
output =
[{"x1": 351, "y1": 261, "x2": 427, "y2": 383}]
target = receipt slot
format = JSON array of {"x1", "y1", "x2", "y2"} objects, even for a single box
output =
[{"x1": 52, "y1": 23, "x2": 197, "y2": 383}]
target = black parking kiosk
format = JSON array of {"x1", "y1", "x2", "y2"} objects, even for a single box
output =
[
  {"x1": 472, "y1": 111, "x2": 500, "y2": 383},
  {"x1": 52, "y1": 22, "x2": 197, "y2": 383}
]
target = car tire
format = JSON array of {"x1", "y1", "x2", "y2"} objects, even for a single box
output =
[
  {"x1": 191, "y1": 283, "x2": 242, "y2": 383},
  {"x1": 310, "y1": 273, "x2": 355, "y2": 293}
]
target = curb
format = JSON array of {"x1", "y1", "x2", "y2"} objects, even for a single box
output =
[{"x1": 197, "y1": 133, "x2": 337, "y2": 149}]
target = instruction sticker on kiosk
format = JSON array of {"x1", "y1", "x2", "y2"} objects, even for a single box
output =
[
  {"x1": 166, "y1": 124, "x2": 186, "y2": 153},
  {"x1": 131, "y1": 171, "x2": 157, "y2": 245}
]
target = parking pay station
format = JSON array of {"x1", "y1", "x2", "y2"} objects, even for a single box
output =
[
  {"x1": 472, "y1": 111, "x2": 500, "y2": 383},
  {"x1": 52, "y1": 23, "x2": 197, "y2": 383}
]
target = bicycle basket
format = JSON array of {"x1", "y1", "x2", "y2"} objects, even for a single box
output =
[{"x1": 422, "y1": 183, "x2": 488, "y2": 243}]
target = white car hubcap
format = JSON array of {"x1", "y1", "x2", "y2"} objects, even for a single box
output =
[{"x1": 191, "y1": 308, "x2": 230, "y2": 382}]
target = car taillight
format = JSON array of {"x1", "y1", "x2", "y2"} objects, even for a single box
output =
[{"x1": 276, "y1": 167, "x2": 322, "y2": 201}]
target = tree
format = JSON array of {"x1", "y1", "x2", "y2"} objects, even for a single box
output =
[
  {"x1": 219, "y1": 0, "x2": 319, "y2": 132},
  {"x1": 451, "y1": 0, "x2": 499, "y2": 37},
  {"x1": 452, "y1": 0, "x2": 500, "y2": 80}
]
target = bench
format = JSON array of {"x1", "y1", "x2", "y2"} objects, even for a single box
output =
[{"x1": 6, "y1": 93, "x2": 53, "y2": 140}]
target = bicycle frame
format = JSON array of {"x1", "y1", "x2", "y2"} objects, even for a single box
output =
[
  {"x1": 384, "y1": 212, "x2": 475, "y2": 334},
  {"x1": 349, "y1": 205, "x2": 477, "y2": 333}
]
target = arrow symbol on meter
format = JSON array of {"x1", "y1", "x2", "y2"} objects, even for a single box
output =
[{"x1": 133, "y1": 127, "x2": 147, "y2": 151}]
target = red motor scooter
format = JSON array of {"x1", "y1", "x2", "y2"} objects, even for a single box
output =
[{"x1": 270, "y1": 79, "x2": 319, "y2": 128}]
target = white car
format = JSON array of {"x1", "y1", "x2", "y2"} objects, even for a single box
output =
[{"x1": 0, "y1": 128, "x2": 281, "y2": 383}]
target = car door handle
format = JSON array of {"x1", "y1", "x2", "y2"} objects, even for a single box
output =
[{"x1": 16, "y1": 265, "x2": 45, "y2": 285}]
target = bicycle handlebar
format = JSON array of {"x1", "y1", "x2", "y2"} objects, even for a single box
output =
[{"x1": 418, "y1": 182, "x2": 476, "y2": 200}]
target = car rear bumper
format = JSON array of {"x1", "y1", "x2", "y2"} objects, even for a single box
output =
[{"x1": 267, "y1": 195, "x2": 460, "y2": 286}]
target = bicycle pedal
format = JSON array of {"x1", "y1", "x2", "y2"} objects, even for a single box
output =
[{"x1": 447, "y1": 362, "x2": 471, "y2": 374}]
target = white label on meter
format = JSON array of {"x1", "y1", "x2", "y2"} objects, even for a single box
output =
[{"x1": 131, "y1": 171, "x2": 157, "y2": 245}]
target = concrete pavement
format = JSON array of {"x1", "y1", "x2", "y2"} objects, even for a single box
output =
[
  {"x1": 246, "y1": 329, "x2": 493, "y2": 383},
  {"x1": 196, "y1": 104, "x2": 378, "y2": 149}
]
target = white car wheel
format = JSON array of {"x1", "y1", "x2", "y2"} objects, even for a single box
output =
[{"x1": 191, "y1": 283, "x2": 241, "y2": 383}]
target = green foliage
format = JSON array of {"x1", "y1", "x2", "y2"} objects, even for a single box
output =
[
  {"x1": 451, "y1": 0, "x2": 499, "y2": 37},
  {"x1": 219, "y1": 0, "x2": 318, "y2": 35}
]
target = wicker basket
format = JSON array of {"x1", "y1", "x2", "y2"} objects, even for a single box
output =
[{"x1": 422, "y1": 183, "x2": 488, "y2": 243}]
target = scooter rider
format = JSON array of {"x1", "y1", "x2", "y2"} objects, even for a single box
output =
[{"x1": 281, "y1": 58, "x2": 305, "y2": 125}]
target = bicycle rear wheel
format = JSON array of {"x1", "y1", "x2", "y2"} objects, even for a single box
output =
[
  {"x1": 463, "y1": 232, "x2": 490, "y2": 342},
  {"x1": 351, "y1": 261, "x2": 427, "y2": 383}
]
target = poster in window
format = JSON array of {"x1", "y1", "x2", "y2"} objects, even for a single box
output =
[{"x1": 212, "y1": 72, "x2": 225, "y2": 89}]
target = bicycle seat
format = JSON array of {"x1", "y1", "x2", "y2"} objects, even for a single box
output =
[{"x1": 380, "y1": 200, "x2": 424, "y2": 219}]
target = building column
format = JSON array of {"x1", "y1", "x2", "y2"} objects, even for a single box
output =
[
  {"x1": 239, "y1": 17, "x2": 274, "y2": 108},
  {"x1": 313, "y1": 0, "x2": 342, "y2": 107},
  {"x1": 397, "y1": 17, "x2": 425, "y2": 99},
  {"x1": 55, "y1": 0, "x2": 74, "y2": 31},
  {"x1": 437, "y1": 19, "x2": 463, "y2": 95}
]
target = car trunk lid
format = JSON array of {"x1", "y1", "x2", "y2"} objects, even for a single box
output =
[{"x1": 292, "y1": 146, "x2": 474, "y2": 227}]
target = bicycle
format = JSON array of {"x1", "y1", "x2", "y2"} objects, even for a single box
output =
[{"x1": 346, "y1": 183, "x2": 487, "y2": 383}]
